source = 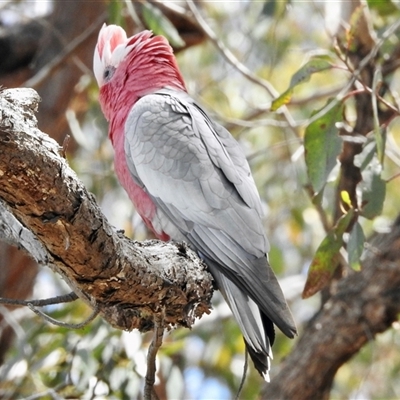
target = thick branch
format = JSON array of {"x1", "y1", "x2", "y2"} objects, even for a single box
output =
[
  {"x1": 262, "y1": 216, "x2": 400, "y2": 399},
  {"x1": 0, "y1": 88, "x2": 213, "y2": 332}
]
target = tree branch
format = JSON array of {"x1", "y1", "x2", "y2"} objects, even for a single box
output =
[
  {"x1": 262, "y1": 215, "x2": 400, "y2": 399},
  {"x1": 0, "y1": 292, "x2": 78, "y2": 307},
  {"x1": 0, "y1": 87, "x2": 213, "y2": 333}
]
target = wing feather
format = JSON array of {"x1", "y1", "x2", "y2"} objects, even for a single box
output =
[{"x1": 124, "y1": 88, "x2": 296, "y2": 342}]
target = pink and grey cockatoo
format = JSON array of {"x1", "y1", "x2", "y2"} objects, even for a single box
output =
[{"x1": 93, "y1": 24, "x2": 296, "y2": 379}]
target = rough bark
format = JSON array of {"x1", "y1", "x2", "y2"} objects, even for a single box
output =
[
  {"x1": 0, "y1": 0, "x2": 109, "y2": 363},
  {"x1": 0, "y1": 87, "x2": 213, "y2": 332},
  {"x1": 333, "y1": 1, "x2": 377, "y2": 223},
  {"x1": 0, "y1": 0, "x2": 207, "y2": 364},
  {"x1": 263, "y1": 2, "x2": 400, "y2": 398},
  {"x1": 262, "y1": 216, "x2": 400, "y2": 399}
]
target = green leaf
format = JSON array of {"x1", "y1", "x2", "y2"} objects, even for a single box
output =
[
  {"x1": 335, "y1": 208, "x2": 355, "y2": 236},
  {"x1": 108, "y1": 0, "x2": 124, "y2": 26},
  {"x1": 347, "y1": 222, "x2": 365, "y2": 269},
  {"x1": 311, "y1": 188, "x2": 324, "y2": 206},
  {"x1": 346, "y1": 5, "x2": 365, "y2": 52},
  {"x1": 142, "y1": 2, "x2": 185, "y2": 48},
  {"x1": 262, "y1": 0, "x2": 277, "y2": 17},
  {"x1": 304, "y1": 100, "x2": 343, "y2": 194},
  {"x1": 271, "y1": 57, "x2": 333, "y2": 111},
  {"x1": 360, "y1": 158, "x2": 386, "y2": 219},
  {"x1": 367, "y1": 0, "x2": 398, "y2": 16},
  {"x1": 354, "y1": 140, "x2": 376, "y2": 171},
  {"x1": 303, "y1": 209, "x2": 354, "y2": 298}
]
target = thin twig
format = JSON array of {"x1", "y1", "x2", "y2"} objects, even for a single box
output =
[
  {"x1": 186, "y1": 0, "x2": 300, "y2": 138},
  {"x1": 298, "y1": 18, "x2": 400, "y2": 129},
  {"x1": 24, "y1": 12, "x2": 106, "y2": 89},
  {"x1": 222, "y1": 116, "x2": 293, "y2": 129},
  {"x1": 235, "y1": 348, "x2": 248, "y2": 400},
  {"x1": 289, "y1": 85, "x2": 344, "y2": 106},
  {"x1": 22, "y1": 337, "x2": 80, "y2": 400},
  {"x1": 247, "y1": 138, "x2": 302, "y2": 162},
  {"x1": 27, "y1": 303, "x2": 99, "y2": 329},
  {"x1": 0, "y1": 292, "x2": 78, "y2": 307},
  {"x1": 386, "y1": 171, "x2": 400, "y2": 183},
  {"x1": 144, "y1": 312, "x2": 165, "y2": 400},
  {"x1": 22, "y1": 387, "x2": 65, "y2": 400},
  {"x1": 187, "y1": 0, "x2": 276, "y2": 96},
  {"x1": 305, "y1": 184, "x2": 331, "y2": 232},
  {"x1": 0, "y1": 305, "x2": 31, "y2": 358}
]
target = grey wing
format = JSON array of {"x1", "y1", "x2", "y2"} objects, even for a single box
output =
[{"x1": 124, "y1": 90, "x2": 295, "y2": 337}]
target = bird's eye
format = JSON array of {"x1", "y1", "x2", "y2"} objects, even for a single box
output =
[{"x1": 103, "y1": 66, "x2": 115, "y2": 82}]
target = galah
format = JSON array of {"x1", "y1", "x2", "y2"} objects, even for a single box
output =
[{"x1": 93, "y1": 24, "x2": 296, "y2": 380}]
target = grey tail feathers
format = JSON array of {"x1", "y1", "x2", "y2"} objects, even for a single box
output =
[{"x1": 206, "y1": 264, "x2": 275, "y2": 380}]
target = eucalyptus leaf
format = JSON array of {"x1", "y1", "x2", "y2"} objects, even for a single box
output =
[
  {"x1": 360, "y1": 158, "x2": 386, "y2": 219},
  {"x1": 354, "y1": 140, "x2": 376, "y2": 171},
  {"x1": 304, "y1": 100, "x2": 343, "y2": 194},
  {"x1": 262, "y1": 0, "x2": 277, "y2": 17},
  {"x1": 347, "y1": 222, "x2": 365, "y2": 268},
  {"x1": 271, "y1": 57, "x2": 333, "y2": 111},
  {"x1": 303, "y1": 209, "x2": 354, "y2": 298},
  {"x1": 346, "y1": 6, "x2": 365, "y2": 52},
  {"x1": 108, "y1": 0, "x2": 124, "y2": 26}
]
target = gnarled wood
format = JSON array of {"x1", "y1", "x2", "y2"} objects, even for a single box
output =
[
  {"x1": 0, "y1": 87, "x2": 213, "y2": 332},
  {"x1": 262, "y1": 216, "x2": 400, "y2": 399}
]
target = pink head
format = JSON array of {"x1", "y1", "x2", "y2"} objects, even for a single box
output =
[{"x1": 93, "y1": 24, "x2": 186, "y2": 122}]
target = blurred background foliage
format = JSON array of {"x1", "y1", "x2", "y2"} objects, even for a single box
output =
[{"x1": 0, "y1": 0, "x2": 400, "y2": 399}]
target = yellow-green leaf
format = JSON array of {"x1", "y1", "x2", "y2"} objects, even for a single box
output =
[
  {"x1": 271, "y1": 57, "x2": 333, "y2": 111},
  {"x1": 346, "y1": 5, "x2": 365, "y2": 52},
  {"x1": 303, "y1": 209, "x2": 354, "y2": 298},
  {"x1": 341, "y1": 191, "x2": 352, "y2": 207}
]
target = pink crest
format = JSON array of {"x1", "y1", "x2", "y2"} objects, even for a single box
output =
[{"x1": 96, "y1": 24, "x2": 128, "y2": 59}]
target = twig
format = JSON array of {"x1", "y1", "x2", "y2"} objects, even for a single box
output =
[
  {"x1": 305, "y1": 184, "x2": 332, "y2": 232},
  {"x1": 0, "y1": 305, "x2": 31, "y2": 355},
  {"x1": 0, "y1": 292, "x2": 78, "y2": 307},
  {"x1": 23, "y1": 12, "x2": 106, "y2": 89},
  {"x1": 298, "y1": 18, "x2": 400, "y2": 129},
  {"x1": 289, "y1": 85, "x2": 344, "y2": 106},
  {"x1": 27, "y1": 303, "x2": 99, "y2": 329},
  {"x1": 22, "y1": 387, "x2": 65, "y2": 400},
  {"x1": 61, "y1": 134, "x2": 71, "y2": 158},
  {"x1": 22, "y1": 336, "x2": 79, "y2": 400},
  {"x1": 235, "y1": 348, "x2": 248, "y2": 400},
  {"x1": 187, "y1": 0, "x2": 275, "y2": 97},
  {"x1": 144, "y1": 312, "x2": 165, "y2": 400},
  {"x1": 185, "y1": 0, "x2": 300, "y2": 138},
  {"x1": 222, "y1": 116, "x2": 293, "y2": 129},
  {"x1": 247, "y1": 138, "x2": 302, "y2": 162},
  {"x1": 387, "y1": 171, "x2": 400, "y2": 183}
]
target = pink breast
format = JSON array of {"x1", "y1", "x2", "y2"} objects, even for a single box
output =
[{"x1": 111, "y1": 128, "x2": 170, "y2": 241}]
